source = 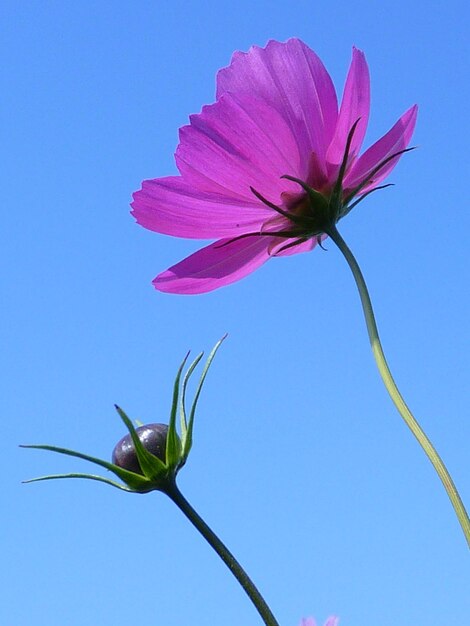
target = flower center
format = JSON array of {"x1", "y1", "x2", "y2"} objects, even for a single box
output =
[
  {"x1": 288, "y1": 194, "x2": 312, "y2": 219},
  {"x1": 283, "y1": 185, "x2": 333, "y2": 236}
]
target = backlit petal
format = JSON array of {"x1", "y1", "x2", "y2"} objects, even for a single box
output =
[
  {"x1": 217, "y1": 38, "x2": 338, "y2": 172},
  {"x1": 153, "y1": 236, "x2": 275, "y2": 294},
  {"x1": 131, "y1": 176, "x2": 267, "y2": 239},
  {"x1": 271, "y1": 237, "x2": 320, "y2": 257},
  {"x1": 176, "y1": 92, "x2": 303, "y2": 200},
  {"x1": 326, "y1": 47, "x2": 370, "y2": 168}
]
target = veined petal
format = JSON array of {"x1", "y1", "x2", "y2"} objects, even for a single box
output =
[
  {"x1": 176, "y1": 92, "x2": 303, "y2": 200},
  {"x1": 131, "y1": 176, "x2": 267, "y2": 239},
  {"x1": 216, "y1": 38, "x2": 338, "y2": 172},
  {"x1": 344, "y1": 104, "x2": 417, "y2": 193},
  {"x1": 274, "y1": 238, "x2": 317, "y2": 257},
  {"x1": 153, "y1": 236, "x2": 276, "y2": 294},
  {"x1": 132, "y1": 40, "x2": 417, "y2": 294},
  {"x1": 326, "y1": 47, "x2": 370, "y2": 168}
]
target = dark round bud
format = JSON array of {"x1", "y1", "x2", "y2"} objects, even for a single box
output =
[{"x1": 112, "y1": 423, "x2": 170, "y2": 475}]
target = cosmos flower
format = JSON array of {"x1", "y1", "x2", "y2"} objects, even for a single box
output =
[
  {"x1": 132, "y1": 38, "x2": 416, "y2": 294},
  {"x1": 299, "y1": 618, "x2": 339, "y2": 626}
]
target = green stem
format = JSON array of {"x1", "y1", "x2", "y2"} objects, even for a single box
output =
[
  {"x1": 165, "y1": 480, "x2": 280, "y2": 626},
  {"x1": 326, "y1": 223, "x2": 470, "y2": 548}
]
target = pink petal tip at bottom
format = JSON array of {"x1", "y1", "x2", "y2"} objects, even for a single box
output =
[{"x1": 153, "y1": 236, "x2": 274, "y2": 294}]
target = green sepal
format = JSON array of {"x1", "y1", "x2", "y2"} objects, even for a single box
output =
[
  {"x1": 341, "y1": 183, "x2": 393, "y2": 218},
  {"x1": 330, "y1": 118, "x2": 361, "y2": 210},
  {"x1": 20, "y1": 443, "x2": 153, "y2": 492},
  {"x1": 23, "y1": 473, "x2": 135, "y2": 492},
  {"x1": 281, "y1": 175, "x2": 329, "y2": 213},
  {"x1": 22, "y1": 338, "x2": 226, "y2": 494},
  {"x1": 182, "y1": 335, "x2": 226, "y2": 462},
  {"x1": 249, "y1": 186, "x2": 307, "y2": 226},
  {"x1": 179, "y1": 351, "x2": 204, "y2": 456},
  {"x1": 342, "y1": 147, "x2": 415, "y2": 206},
  {"x1": 166, "y1": 354, "x2": 188, "y2": 468},
  {"x1": 114, "y1": 405, "x2": 167, "y2": 481}
]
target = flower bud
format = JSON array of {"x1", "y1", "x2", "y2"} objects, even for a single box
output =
[
  {"x1": 112, "y1": 423, "x2": 171, "y2": 475},
  {"x1": 23, "y1": 338, "x2": 224, "y2": 493}
]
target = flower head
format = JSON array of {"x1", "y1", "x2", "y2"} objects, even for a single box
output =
[
  {"x1": 21, "y1": 339, "x2": 224, "y2": 493},
  {"x1": 132, "y1": 38, "x2": 417, "y2": 294}
]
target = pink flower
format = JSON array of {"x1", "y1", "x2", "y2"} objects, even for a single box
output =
[
  {"x1": 300, "y1": 618, "x2": 339, "y2": 626},
  {"x1": 132, "y1": 39, "x2": 417, "y2": 294}
]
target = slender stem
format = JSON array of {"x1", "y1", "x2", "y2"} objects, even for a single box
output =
[
  {"x1": 326, "y1": 223, "x2": 470, "y2": 547},
  {"x1": 164, "y1": 480, "x2": 280, "y2": 626}
]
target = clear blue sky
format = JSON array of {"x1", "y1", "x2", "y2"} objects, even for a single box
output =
[{"x1": 2, "y1": 2, "x2": 469, "y2": 625}]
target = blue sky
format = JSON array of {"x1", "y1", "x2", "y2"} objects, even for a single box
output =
[{"x1": 2, "y1": 1, "x2": 469, "y2": 625}]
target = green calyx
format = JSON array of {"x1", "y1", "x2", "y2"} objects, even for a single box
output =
[
  {"x1": 21, "y1": 337, "x2": 226, "y2": 494},
  {"x1": 261, "y1": 119, "x2": 415, "y2": 245},
  {"x1": 233, "y1": 123, "x2": 413, "y2": 256}
]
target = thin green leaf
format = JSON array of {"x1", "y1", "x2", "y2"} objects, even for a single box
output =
[
  {"x1": 330, "y1": 118, "x2": 361, "y2": 208},
  {"x1": 21, "y1": 443, "x2": 127, "y2": 474},
  {"x1": 342, "y1": 184, "x2": 393, "y2": 217},
  {"x1": 343, "y1": 147, "x2": 415, "y2": 205},
  {"x1": 23, "y1": 473, "x2": 134, "y2": 492},
  {"x1": 21, "y1": 443, "x2": 152, "y2": 490},
  {"x1": 179, "y1": 352, "x2": 204, "y2": 442},
  {"x1": 250, "y1": 186, "x2": 306, "y2": 225},
  {"x1": 183, "y1": 336, "x2": 226, "y2": 459}
]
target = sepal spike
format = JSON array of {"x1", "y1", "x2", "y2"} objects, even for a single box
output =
[{"x1": 22, "y1": 340, "x2": 225, "y2": 494}]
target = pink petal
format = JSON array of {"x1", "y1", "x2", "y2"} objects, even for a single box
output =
[
  {"x1": 131, "y1": 176, "x2": 268, "y2": 239},
  {"x1": 216, "y1": 38, "x2": 338, "y2": 174},
  {"x1": 299, "y1": 619, "x2": 316, "y2": 626},
  {"x1": 344, "y1": 104, "x2": 418, "y2": 194},
  {"x1": 176, "y1": 92, "x2": 303, "y2": 200},
  {"x1": 257, "y1": 213, "x2": 320, "y2": 256},
  {"x1": 153, "y1": 236, "x2": 275, "y2": 294},
  {"x1": 273, "y1": 237, "x2": 317, "y2": 257},
  {"x1": 326, "y1": 47, "x2": 370, "y2": 168},
  {"x1": 323, "y1": 618, "x2": 340, "y2": 626}
]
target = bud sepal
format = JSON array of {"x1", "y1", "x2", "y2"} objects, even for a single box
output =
[{"x1": 21, "y1": 337, "x2": 225, "y2": 494}]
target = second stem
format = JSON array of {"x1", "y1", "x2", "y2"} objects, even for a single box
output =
[
  {"x1": 326, "y1": 223, "x2": 470, "y2": 547},
  {"x1": 165, "y1": 480, "x2": 280, "y2": 626}
]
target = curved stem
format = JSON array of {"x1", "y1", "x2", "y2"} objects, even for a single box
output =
[
  {"x1": 326, "y1": 223, "x2": 470, "y2": 547},
  {"x1": 164, "y1": 480, "x2": 280, "y2": 626}
]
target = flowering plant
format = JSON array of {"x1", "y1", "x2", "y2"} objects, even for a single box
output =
[
  {"x1": 131, "y1": 38, "x2": 469, "y2": 547},
  {"x1": 24, "y1": 39, "x2": 469, "y2": 626}
]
